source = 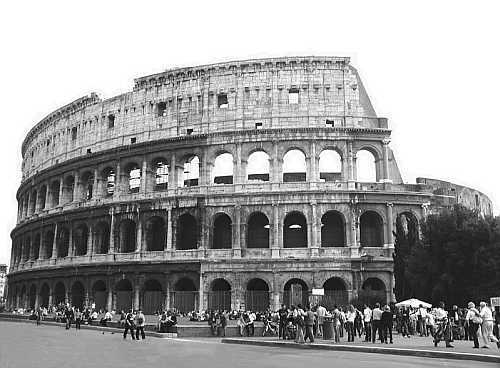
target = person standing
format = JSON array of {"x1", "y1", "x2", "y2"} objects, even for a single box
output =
[
  {"x1": 218, "y1": 310, "x2": 227, "y2": 337},
  {"x1": 278, "y1": 304, "x2": 288, "y2": 339},
  {"x1": 371, "y1": 303, "x2": 383, "y2": 343},
  {"x1": 65, "y1": 306, "x2": 73, "y2": 330},
  {"x1": 479, "y1": 301, "x2": 500, "y2": 349},
  {"x1": 123, "y1": 309, "x2": 136, "y2": 340},
  {"x1": 418, "y1": 304, "x2": 428, "y2": 337},
  {"x1": 294, "y1": 305, "x2": 305, "y2": 344},
  {"x1": 381, "y1": 305, "x2": 393, "y2": 344},
  {"x1": 332, "y1": 305, "x2": 341, "y2": 343},
  {"x1": 135, "y1": 309, "x2": 146, "y2": 340},
  {"x1": 363, "y1": 304, "x2": 372, "y2": 342},
  {"x1": 316, "y1": 303, "x2": 326, "y2": 338},
  {"x1": 74, "y1": 308, "x2": 82, "y2": 330},
  {"x1": 433, "y1": 302, "x2": 453, "y2": 348},
  {"x1": 345, "y1": 305, "x2": 356, "y2": 342},
  {"x1": 248, "y1": 311, "x2": 256, "y2": 337},
  {"x1": 304, "y1": 305, "x2": 315, "y2": 343},
  {"x1": 465, "y1": 302, "x2": 481, "y2": 348}
]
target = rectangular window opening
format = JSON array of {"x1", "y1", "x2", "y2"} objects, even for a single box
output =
[
  {"x1": 71, "y1": 127, "x2": 77, "y2": 141},
  {"x1": 157, "y1": 102, "x2": 167, "y2": 117},
  {"x1": 186, "y1": 128, "x2": 193, "y2": 135},
  {"x1": 217, "y1": 93, "x2": 228, "y2": 108},
  {"x1": 108, "y1": 115, "x2": 115, "y2": 129},
  {"x1": 130, "y1": 137, "x2": 136, "y2": 144},
  {"x1": 288, "y1": 88, "x2": 299, "y2": 104},
  {"x1": 255, "y1": 122, "x2": 263, "y2": 130}
]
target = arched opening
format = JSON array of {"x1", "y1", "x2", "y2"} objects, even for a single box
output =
[
  {"x1": 247, "y1": 151, "x2": 270, "y2": 182},
  {"x1": 118, "y1": 219, "x2": 136, "y2": 253},
  {"x1": 319, "y1": 149, "x2": 342, "y2": 182},
  {"x1": 39, "y1": 185, "x2": 47, "y2": 210},
  {"x1": 73, "y1": 224, "x2": 89, "y2": 256},
  {"x1": 57, "y1": 227, "x2": 70, "y2": 258},
  {"x1": 28, "y1": 285, "x2": 36, "y2": 309},
  {"x1": 64, "y1": 176, "x2": 74, "y2": 203},
  {"x1": 39, "y1": 283, "x2": 50, "y2": 308},
  {"x1": 356, "y1": 149, "x2": 377, "y2": 182},
  {"x1": 71, "y1": 281, "x2": 85, "y2": 310},
  {"x1": 145, "y1": 216, "x2": 166, "y2": 251},
  {"x1": 283, "y1": 212, "x2": 307, "y2": 248},
  {"x1": 396, "y1": 212, "x2": 419, "y2": 243},
  {"x1": 182, "y1": 156, "x2": 199, "y2": 187},
  {"x1": 127, "y1": 163, "x2": 141, "y2": 193},
  {"x1": 143, "y1": 279, "x2": 163, "y2": 314},
  {"x1": 245, "y1": 278, "x2": 269, "y2": 312},
  {"x1": 360, "y1": 278, "x2": 387, "y2": 306},
  {"x1": 247, "y1": 212, "x2": 270, "y2": 248},
  {"x1": 176, "y1": 213, "x2": 197, "y2": 250},
  {"x1": 92, "y1": 280, "x2": 107, "y2": 311},
  {"x1": 213, "y1": 152, "x2": 234, "y2": 184},
  {"x1": 212, "y1": 213, "x2": 232, "y2": 249},
  {"x1": 283, "y1": 149, "x2": 306, "y2": 182},
  {"x1": 19, "y1": 286, "x2": 26, "y2": 308},
  {"x1": 115, "y1": 279, "x2": 133, "y2": 312},
  {"x1": 283, "y1": 279, "x2": 308, "y2": 308},
  {"x1": 94, "y1": 222, "x2": 110, "y2": 254},
  {"x1": 172, "y1": 277, "x2": 197, "y2": 313},
  {"x1": 154, "y1": 159, "x2": 169, "y2": 190},
  {"x1": 53, "y1": 282, "x2": 66, "y2": 306},
  {"x1": 360, "y1": 211, "x2": 384, "y2": 247},
  {"x1": 32, "y1": 233, "x2": 40, "y2": 260},
  {"x1": 50, "y1": 180, "x2": 60, "y2": 207},
  {"x1": 23, "y1": 236, "x2": 31, "y2": 261},
  {"x1": 208, "y1": 278, "x2": 231, "y2": 311},
  {"x1": 321, "y1": 211, "x2": 345, "y2": 247},
  {"x1": 43, "y1": 230, "x2": 54, "y2": 259},
  {"x1": 323, "y1": 277, "x2": 348, "y2": 309},
  {"x1": 102, "y1": 167, "x2": 115, "y2": 196},
  {"x1": 80, "y1": 171, "x2": 94, "y2": 200},
  {"x1": 30, "y1": 190, "x2": 37, "y2": 215}
]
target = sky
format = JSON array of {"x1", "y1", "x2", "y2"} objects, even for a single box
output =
[{"x1": 1, "y1": 0, "x2": 499, "y2": 266}]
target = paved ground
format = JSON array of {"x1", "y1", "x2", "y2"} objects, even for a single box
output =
[{"x1": 0, "y1": 321, "x2": 497, "y2": 368}]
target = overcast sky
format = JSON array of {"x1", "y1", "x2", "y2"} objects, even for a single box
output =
[{"x1": 1, "y1": 0, "x2": 499, "y2": 266}]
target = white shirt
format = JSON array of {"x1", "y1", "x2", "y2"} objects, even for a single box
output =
[
  {"x1": 363, "y1": 308, "x2": 372, "y2": 322},
  {"x1": 317, "y1": 306, "x2": 327, "y2": 317},
  {"x1": 466, "y1": 308, "x2": 481, "y2": 323},
  {"x1": 372, "y1": 308, "x2": 382, "y2": 321},
  {"x1": 480, "y1": 306, "x2": 493, "y2": 322},
  {"x1": 346, "y1": 311, "x2": 356, "y2": 323},
  {"x1": 419, "y1": 307, "x2": 427, "y2": 318},
  {"x1": 434, "y1": 308, "x2": 447, "y2": 320}
]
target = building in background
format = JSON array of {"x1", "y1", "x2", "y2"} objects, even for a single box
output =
[{"x1": 6, "y1": 57, "x2": 492, "y2": 313}]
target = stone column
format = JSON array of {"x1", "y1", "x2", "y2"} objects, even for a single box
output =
[
  {"x1": 136, "y1": 216, "x2": 142, "y2": 253},
  {"x1": 309, "y1": 141, "x2": 319, "y2": 183},
  {"x1": 347, "y1": 140, "x2": 356, "y2": 189},
  {"x1": 235, "y1": 143, "x2": 242, "y2": 184},
  {"x1": 38, "y1": 232, "x2": 44, "y2": 260},
  {"x1": 57, "y1": 179, "x2": 64, "y2": 205},
  {"x1": 198, "y1": 273, "x2": 205, "y2": 312},
  {"x1": 385, "y1": 202, "x2": 394, "y2": 248},
  {"x1": 169, "y1": 154, "x2": 177, "y2": 189},
  {"x1": 140, "y1": 157, "x2": 148, "y2": 193},
  {"x1": 310, "y1": 202, "x2": 319, "y2": 257},
  {"x1": 114, "y1": 162, "x2": 122, "y2": 197},
  {"x1": 272, "y1": 203, "x2": 280, "y2": 258},
  {"x1": 382, "y1": 139, "x2": 392, "y2": 183},
  {"x1": 92, "y1": 169, "x2": 100, "y2": 199},
  {"x1": 133, "y1": 284, "x2": 140, "y2": 310},
  {"x1": 166, "y1": 208, "x2": 172, "y2": 251},
  {"x1": 87, "y1": 223, "x2": 93, "y2": 256},
  {"x1": 44, "y1": 183, "x2": 51, "y2": 210},
  {"x1": 73, "y1": 171, "x2": 80, "y2": 203},
  {"x1": 51, "y1": 223, "x2": 58, "y2": 259},
  {"x1": 233, "y1": 205, "x2": 241, "y2": 258},
  {"x1": 68, "y1": 227, "x2": 74, "y2": 257},
  {"x1": 109, "y1": 209, "x2": 115, "y2": 254},
  {"x1": 164, "y1": 275, "x2": 171, "y2": 310},
  {"x1": 107, "y1": 286, "x2": 113, "y2": 312}
]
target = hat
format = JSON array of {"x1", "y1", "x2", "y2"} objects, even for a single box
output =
[{"x1": 468, "y1": 302, "x2": 475, "y2": 308}]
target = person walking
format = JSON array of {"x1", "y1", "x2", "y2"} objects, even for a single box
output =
[
  {"x1": 363, "y1": 304, "x2": 372, "y2": 342},
  {"x1": 64, "y1": 306, "x2": 73, "y2": 330},
  {"x1": 433, "y1": 302, "x2": 453, "y2": 348},
  {"x1": 465, "y1": 302, "x2": 481, "y2": 348},
  {"x1": 304, "y1": 305, "x2": 315, "y2": 343},
  {"x1": 371, "y1": 303, "x2": 383, "y2": 343},
  {"x1": 381, "y1": 305, "x2": 393, "y2": 344},
  {"x1": 294, "y1": 305, "x2": 305, "y2": 344},
  {"x1": 479, "y1": 301, "x2": 500, "y2": 349},
  {"x1": 135, "y1": 309, "x2": 146, "y2": 340}
]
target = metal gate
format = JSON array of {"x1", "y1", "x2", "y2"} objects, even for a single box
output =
[
  {"x1": 207, "y1": 291, "x2": 231, "y2": 311},
  {"x1": 143, "y1": 291, "x2": 163, "y2": 314},
  {"x1": 94, "y1": 291, "x2": 107, "y2": 311},
  {"x1": 116, "y1": 291, "x2": 133, "y2": 312},
  {"x1": 322, "y1": 290, "x2": 349, "y2": 309},
  {"x1": 245, "y1": 291, "x2": 269, "y2": 312},
  {"x1": 171, "y1": 291, "x2": 198, "y2": 313}
]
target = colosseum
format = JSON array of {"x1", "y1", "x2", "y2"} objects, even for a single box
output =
[{"x1": 6, "y1": 56, "x2": 493, "y2": 315}]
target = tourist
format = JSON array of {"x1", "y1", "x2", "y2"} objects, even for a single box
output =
[
  {"x1": 64, "y1": 306, "x2": 73, "y2": 330},
  {"x1": 316, "y1": 303, "x2": 326, "y2": 338},
  {"x1": 425, "y1": 308, "x2": 435, "y2": 337},
  {"x1": 354, "y1": 307, "x2": 364, "y2": 338},
  {"x1": 293, "y1": 304, "x2": 305, "y2": 344},
  {"x1": 433, "y1": 302, "x2": 453, "y2": 348},
  {"x1": 278, "y1": 304, "x2": 288, "y2": 339},
  {"x1": 123, "y1": 309, "x2": 136, "y2": 340},
  {"x1": 135, "y1": 309, "x2": 146, "y2": 340},
  {"x1": 332, "y1": 305, "x2": 341, "y2": 343},
  {"x1": 304, "y1": 305, "x2": 315, "y2": 343},
  {"x1": 479, "y1": 301, "x2": 500, "y2": 349},
  {"x1": 237, "y1": 312, "x2": 248, "y2": 337},
  {"x1": 418, "y1": 304, "x2": 427, "y2": 337},
  {"x1": 35, "y1": 307, "x2": 42, "y2": 326},
  {"x1": 158, "y1": 311, "x2": 168, "y2": 332},
  {"x1": 218, "y1": 310, "x2": 227, "y2": 337},
  {"x1": 465, "y1": 302, "x2": 481, "y2": 348},
  {"x1": 381, "y1": 305, "x2": 393, "y2": 344},
  {"x1": 74, "y1": 308, "x2": 82, "y2": 330},
  {"x1": 208, "y1": 311, "x2": 217, "y2": 336},
  {"x1": 345, "y1": 305, "x2": 356, "y2": 342},
  {"x1": 371, "y1": 303, "x2": 383, "y2": 343},
  {"x1": 248, "y1": 310, "x2": 256, "y2": 336},
  {"x1": 363, "y1": 304, "x2": 372, "y2": 341}
]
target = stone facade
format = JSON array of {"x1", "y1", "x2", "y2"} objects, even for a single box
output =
[{"x1": 6, "y1": 56, "x2": 493, "y2": 313}]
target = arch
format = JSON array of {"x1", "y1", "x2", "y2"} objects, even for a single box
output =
[
  {"x1": 19, "y1": 285, "x2": 26, "y2": 308},
  {"x1": 245, "y1": 278, "x2": 269, "y2": 312},
  {"x1": 64, "y1": 175, "x2": 75, "y2": 203},
  {"x1": 32, "y1": 233, "x2": 40, "y2": 260},
  {"x1": 176, "y1": 213, "x2": 198, "y2": 250},
  {"x1": 360, "y1": 277, "x2": 387, "y2": 306},
  {"x1": 92, "y1": 280, "x2": 107, "y2": 311},
  {"x1": 213, "y1": 152, "x2": 234, "y2": 184},
  {"x1": 80, "y1": 171, "x2": 94, "y2": 200},
  {"x1": 43, "y1": 230, "x2": 54, "y2": 259},
  {"x1": 247, "y1": 212, "x2": 270, "y2": 248},
  {"x1": 57, "y1": 227, "x2": 70, "y2": 258},
  {"x1": 101, "y1": 167, "x2": 115, "y2": 196},
  {"x1": 247, "y1": 151, "x2": 270, "y2": 182},
  {"x1": 115, "y1": 279, "x2": 133, "y2": 312},
  {"x1": 212, "y1": 213, "x2": 232, "y2": 249},
  {"x1": 322, "y1": 277, "x2": 348, "y2": 308},
  {"x1": 28, "y1": 284, "x2": 36, "y2": 309},
  {"x1": 73, "y1": 223, "x2": 89, "y2": 256},
  {"x1": 182, "y1": 155, "x2": 200, "y2": 187},
  {"x1": 39, "y1": 283, "x2": 50, "y2": 308},
  {"x1": 283, "y1": 149, "x2": 306, "y2": 182},
  {"x1": 356, "y1": 149, "x2": 377, "y2": 182},
  {"x1": 49, "y1": 180, "x2": 60, "y2": 207},
  {"x1": 118, "y1": 219, "x2": 136, "y2": 253},
  {"x1": 153, "y1": 159, "x2": 169, "y2": 190},
  {"x1": 208, "y1": 278, "x2": 231, "y2": 311},
  {"x1": 71, "y1": 281, "x2": 85, "y2": 310},
  {"x1": 53, "y1": 282, "x2": 66, "y2": 306},
  {"x1": 396, "y1": 211, "x2": 419, "y2": 243},
  {"x1": 94, "y1": 221, "x2": 110, "y2": 254},
  {"x1": 30, "y1": 190, "x2": 37, "y2": 214},
  {"x1": 360, "y1": 211, "x2": 384, "y2": 247},
  {"x1": 319, "y1": 149, "x2": 342, "y2": 182},
  {"x1": 283, "y1": 211, "x2": 307, "y2": 248},
  {"x1": 283, "y1": 278, "x2": 309, "y2": 308},
  {"x1": 39, "y1": 185, "x2": 47, "y2": 209},
  {"x1": 143, "y1": 279, "x2": 163, "y2": 314},
  {"x1": 126, "y1": 163, "x2": 141, "y2": 193},
  {"x1": 321, "y1": 211, "x2": 345, "y2": 247},
  {"x1": 23, "y1": 236, "x2": 31, "y2": 261},
  {"x1": 145, "y1": 216, "x2": 166, "y2": 251},
  {"x1": 173, "y1": 277, "x2": 197, "y2": 313}
]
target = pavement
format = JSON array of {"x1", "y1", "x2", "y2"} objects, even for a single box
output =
[{"x1": 1, "y1": 320, "x2": 497, "y2": 368}]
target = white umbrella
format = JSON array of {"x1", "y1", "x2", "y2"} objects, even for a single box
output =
[{"x1": 395, "y1": 298, "x2": 432, "y2": 309}]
